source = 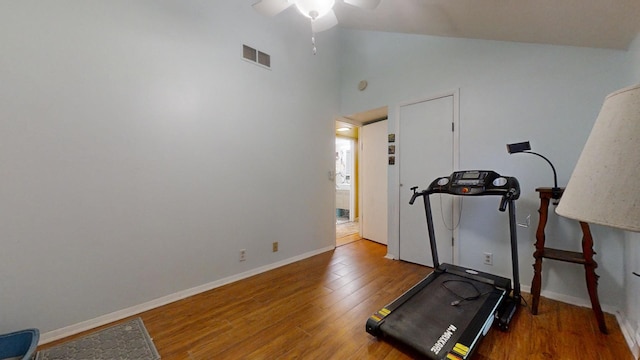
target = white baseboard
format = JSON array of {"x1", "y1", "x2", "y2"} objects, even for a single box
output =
[
  {"x1": 519, "y1": 284, "x2": 617, "y2": 314},
  {"x1": 520, "y1": 284, "x2": 639, "y2": 358},
  {"x1": 39, "y1": 245, "x2": 335, "y2": 345},
  {"x1": 615, "y1": 312, "x2": 640, "y2": 358},
  {"x1": 41, "y1": 251, "x2": 639, "y2": 360}
]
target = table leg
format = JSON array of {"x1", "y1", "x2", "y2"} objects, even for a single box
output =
[
  {"x1": 580, "y1": 221, "x2": 608, "y2": 334},
  {"x1": 531, "y1": 196, "x2": 550, "y2": 315}
]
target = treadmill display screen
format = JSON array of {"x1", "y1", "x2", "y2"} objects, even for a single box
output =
[{"x1": 462, "y1": 171, "x2": 481, "y2": 179}]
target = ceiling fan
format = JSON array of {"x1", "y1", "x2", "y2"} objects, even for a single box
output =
[{"x1": 252, "y1": 0, "x2": 382, "y2": 52}]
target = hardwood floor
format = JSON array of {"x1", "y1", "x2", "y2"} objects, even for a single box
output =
[
  {"x1": 336, "y1": 220, "x2": 361, "y2": 247},
  {"x1": 39, "y1": 240, "x2": 633, "y2": 359},
  {"x1": 337, "y1": 232, "x2": 362, "y2": 247}
]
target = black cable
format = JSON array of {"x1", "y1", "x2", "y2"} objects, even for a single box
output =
[
  {"x1": 518, "y1": 294, "x2": 529, "y2": 310},
  {"x1": 438, "y1": 194, "x2": 462, "y2": 231},
  {"x1": 441, "y1": 280, "x2": 491, "y2": 306}
]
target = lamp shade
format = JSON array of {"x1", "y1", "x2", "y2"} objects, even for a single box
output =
[{"x1": 556, "y1": 84, "x2": 640, "y2": 232}]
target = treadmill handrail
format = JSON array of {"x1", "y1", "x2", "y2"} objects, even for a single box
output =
[
  {"x1": 409, "y1": 170, "x2": 521, "y2": 301},
  {"x1": 366, "y1": 170, "x2": 522, "y2": 358}
]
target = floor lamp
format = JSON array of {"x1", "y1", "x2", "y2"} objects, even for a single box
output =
[
  {"x1": 555, "y1": 84, "x2": 640, "y2": 358},
  {"x1": 556, "y1": 84, "x2": 640, "y2": 232}
]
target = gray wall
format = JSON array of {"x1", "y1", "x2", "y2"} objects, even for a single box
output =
[
  {"x1": 337, "y1": 29, "x2": 631, "y2": 311},
  {"x1": 1, "y1": 0, "x2": 638, "y2": 351},
  {"x1": 0, "y1": 1, "x2": 340, "y2": 335}
]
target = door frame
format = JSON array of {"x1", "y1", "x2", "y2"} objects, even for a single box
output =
[{"x1": 387, "y1": 89, "x2": 460, "y2": 264}]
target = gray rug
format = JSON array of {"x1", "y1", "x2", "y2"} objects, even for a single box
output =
[{"x1": 36, "y1": 318, "x2": 160, "y2": 360}]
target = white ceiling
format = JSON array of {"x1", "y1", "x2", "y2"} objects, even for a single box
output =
[
  {"x1": 328, "y1": 0, "x2": 640, "y2": 50},
  {"x1": 336, "y1": 106, "x2": 387, "y2": 131},
  {"x1": 258, "y1": 0, "x2": 640, "y2": 124}
]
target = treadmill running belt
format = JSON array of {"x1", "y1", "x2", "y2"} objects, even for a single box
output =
[{"x1": 379, "y1": 272, "x2": 504, "y2": 359}]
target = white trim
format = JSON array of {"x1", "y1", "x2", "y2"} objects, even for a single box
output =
[
  {"x1": 358, "y1": 134, "x2": 363, "y2": 237},
  {"x1": 520, "y1": 285, "x2": 639, "y2": 357},
  {"x1": 39, "y1": 245, "x2": 335, "y2": 345},
  {"x1": 336, "y1": 116, "x2": 364, "y2": 127},
  {"x1": 348, "y1": 137, "x2": 356, "y2": 222},
  {"x1": 387, "y1": 102, "x2": 401, "y2": 260},
  {"x1": 519, "y1": 284, "x2": 617, "y2": 314},
  {"x1": 396, "y1": 89, "x2": 458, "y2": 109},
  {"x1": 616, "y1": 312, "x2": 640, "y2": 358},
  {"x1": 451, "y1": 88, "x2": 460, "y2": 264}
]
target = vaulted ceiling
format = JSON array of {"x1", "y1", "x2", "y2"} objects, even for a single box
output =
[
  {"x1": 262, "y1": 1, "x2": 640, "y2": 125},
  {"x1": 287, "y1": 0, "x2": 640, "y2": 50}
]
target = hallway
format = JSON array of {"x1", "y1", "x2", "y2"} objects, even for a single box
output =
[{"x1": 336, "y1": 220, "x2": 360, "y2": 247}]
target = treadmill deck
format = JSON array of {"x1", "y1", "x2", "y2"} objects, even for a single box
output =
[{"x1": 367, "y1": 265, "x2": 509, "y2": 359}]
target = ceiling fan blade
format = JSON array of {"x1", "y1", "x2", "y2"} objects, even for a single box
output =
[
  {"x1": 252, "y1": 0, "x2": 292, "y2": 17},
  {"x1": 343, "y1": 0, "x2": 381, "y2": 10},
  {"x1": 311, "y1": 9, "x2": 338, "y2": 33}
]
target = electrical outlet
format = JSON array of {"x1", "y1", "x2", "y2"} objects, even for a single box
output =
[
  {"x1": 239, "y1": 249, "x2": 246, "y2": 262},
  {"x1": 483, "y1": 252, "x2": 493, "y2": 265},
  {"x1": 272, "y1": 241, "x2": 278, "y2": 252}
]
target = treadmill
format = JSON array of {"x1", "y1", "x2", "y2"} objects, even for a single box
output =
[{"x1": 366, "y1": 170, "x2": 521, "y2": 360}]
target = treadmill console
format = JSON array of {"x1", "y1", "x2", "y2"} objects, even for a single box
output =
[{"x1": 426, "y1": 170, "x2": 520, "y2": 199}]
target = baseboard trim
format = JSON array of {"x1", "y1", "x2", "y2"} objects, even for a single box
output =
[
  {"x1": 41, "y1": 253, "x2": 639, "y2": 359},
  {"x1": 39, "y1": 245, "x2": 335, "y2": 345},
  {"x1": 519, "y1": 284, "x2": 618, "y2": 314},
  {"x1": 520, "y1": 284, "x2": 640, "y2": 357},
  {"x1": 616, "y1": 312, "x2": 640, "y2": 358}
]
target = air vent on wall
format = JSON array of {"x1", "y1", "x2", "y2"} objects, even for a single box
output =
[
  {"x1": 242, "y1": 44, "x2": 271, "y2": 69},
  {"x1": 243, "y1": 44, "x2": 257, "y2": 62},
  {"x1": 257, "y1": 51, "x2": 270, "y2": 67}
]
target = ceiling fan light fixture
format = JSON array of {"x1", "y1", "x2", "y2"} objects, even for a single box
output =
[{"x1": 294, "y1": 0, "x2": 335, "y2": 20}]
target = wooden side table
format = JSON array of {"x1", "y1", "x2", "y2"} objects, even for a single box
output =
[{"x1": 531, "y1": 187, "x2": 608, "y2": 334}]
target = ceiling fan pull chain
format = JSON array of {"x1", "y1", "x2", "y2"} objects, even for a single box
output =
[
  {"x1": 309, "y1": 18, "x2": 317, "y2": 55},
  {"x1": 311, "y1": 26, "x2": 317, "y2": 55}
]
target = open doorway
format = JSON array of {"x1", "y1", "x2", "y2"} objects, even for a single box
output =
[
  {"x1": 335, "y1": 106, "x2": 388, "y2": 247},
  {"x1": 335, "y1": 121, "x2": 360, "y2": 246}
]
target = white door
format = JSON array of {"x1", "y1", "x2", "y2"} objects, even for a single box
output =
[
  {"x1": 399, "y1": 95, "x2": 455, "y2": 266},
  {"x1": 361, "y1": 120, "x2": 388, "y2": 244}
]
